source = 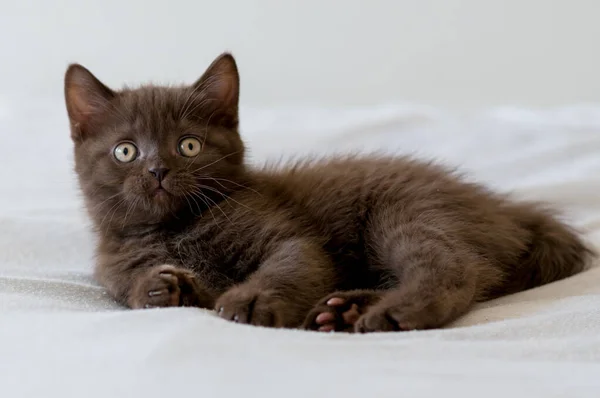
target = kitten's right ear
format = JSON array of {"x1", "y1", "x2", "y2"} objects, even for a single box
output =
[
  {"x1": 64, "y1": 64, "x2": 115, "y2": 139},
  {"x1": 191, "y1": 53, "x2": 240, "y2": 128}
]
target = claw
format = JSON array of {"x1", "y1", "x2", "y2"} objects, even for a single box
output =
[
  {"x1": 326, "y1": 297, "x2": 345, "y2": 306},
  {"x1": 315, "y1": 312, "x2": 334, "y2": 324},
  {"x1": 148, "y1": 290, "x2": 163, "y2": 297},
  {"x1": 318, "y1": 324, "x2": 335, "y2": 332}
]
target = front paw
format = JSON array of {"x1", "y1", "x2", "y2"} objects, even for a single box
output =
[
  {"x1": 128, "y1": 265, "x2": 213, "y2": 309},
  {"x1": 215, "y1": 286, "x2": 287, "y2": 328}
]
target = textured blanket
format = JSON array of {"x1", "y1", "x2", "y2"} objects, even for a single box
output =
[{"x1": 1, "y1": 99, "x2": 599, "y2": 397}]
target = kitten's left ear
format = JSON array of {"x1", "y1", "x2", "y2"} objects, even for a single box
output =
[
  {"x1": 192, "y1": 53, "x2": 240, "y2": 128},
  {"x1": 64, "y1": 64, "x2": 115, "y2": 140}
]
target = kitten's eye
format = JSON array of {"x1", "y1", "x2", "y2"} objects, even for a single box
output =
[
  {"x1": 114, "y1": 142, "x2": 138, "y2": 163},
  {"x1": 179, "y1": 137, "x2": 202, "y2": 157}
]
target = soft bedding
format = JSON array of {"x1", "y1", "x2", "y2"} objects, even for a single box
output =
[{"x1": 1, "y1": 97, "x2": 599, "y2": 397}]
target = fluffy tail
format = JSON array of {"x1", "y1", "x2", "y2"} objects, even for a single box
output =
[{"x1": 506, "y1": 204, "x2": 595, "y2": 294}]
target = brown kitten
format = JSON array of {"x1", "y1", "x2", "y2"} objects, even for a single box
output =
[{"x1": 64, "y1": 53, "x2": 594, "y2": 333}]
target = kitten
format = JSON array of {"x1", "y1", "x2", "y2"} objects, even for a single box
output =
[{"x1": 64, "y1": 53, "x2": 593, "y2": 332}]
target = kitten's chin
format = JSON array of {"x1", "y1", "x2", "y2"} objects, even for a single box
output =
[
  {"x1": 138, "y1": 189, "x2": 179, "y2": 220},
  {"x1": 150, "y1": 188, "x2": 177, "y2": 212}
]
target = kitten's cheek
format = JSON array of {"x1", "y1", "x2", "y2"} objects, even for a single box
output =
[
  {"x1": 123, "y1": 176, "x2": 150, "y2": 197},
  {"x1": 122, "y1": 177, "x2": 138, "y2": 194}
]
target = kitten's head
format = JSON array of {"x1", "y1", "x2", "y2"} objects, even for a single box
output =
[{"x1": 65, "y1": 53, "x2": 245, "y2": 230}]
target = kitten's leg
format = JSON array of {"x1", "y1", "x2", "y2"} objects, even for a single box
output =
[
  {"x1": 355, "y1": 221, "x2": 490, "y2": 332},
  {"x1": 303, "y1": 290, "x2": 383, "y2": 332},
  {"x1": 215, "y1": 238, "x2": 336, "y2": 328},
  {"x1": 95, "y1": 248, "x2": 215, "y2": 309}
]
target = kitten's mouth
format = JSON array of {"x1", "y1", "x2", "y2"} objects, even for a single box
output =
[{"x1": 153, "y1": 187, "x2": 171, "y2": 199}]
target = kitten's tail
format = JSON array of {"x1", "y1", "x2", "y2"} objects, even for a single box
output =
[{"x1": 510, "y1": 204, "x2": 595, "y2": 292}]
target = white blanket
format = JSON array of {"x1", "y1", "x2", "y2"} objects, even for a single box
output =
[{"x1": 1, "y1": 98, "x2": 599, "y2": 397}]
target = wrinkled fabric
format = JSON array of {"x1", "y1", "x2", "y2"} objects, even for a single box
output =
[{"x1": 1, "y1": 98, "x2": 599, "y2": 398}]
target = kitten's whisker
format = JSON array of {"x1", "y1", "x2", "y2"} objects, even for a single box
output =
[
  {"x1": 178, "y1": 78, "x2": 222, "y2": 131},
  {"x1": 189, "y1": 190, "x2": 232, "y2": 225},
  {"x1": 180, "y1": 77, "x2": 222, "y2": 121},
  {"x1": 183, "y1": 153, "x2": 203, "y2": 172},
  {"x1": 178, "y1": 89, "x2": 194, "y2": 121},
  {"x1": 98, "y1": 198, "x2": 126, "y2": 235},
  {"x1": 178, "y1": 82, "x2": 207, "y2": 121},
  {"x1": 197, "y1": 184, "x2": 255, "y2": 213},
  {"x1": 188, "y1": 151, "x2": 242, "y2": 174},
  {"x1": 107, "y1": 199, "x2": 127, "y2": 231},
  {"x1": 181, "y1": 187, "x2": 201, "y2": 217},
  {"x1": 203, "y1": 176, "x2": 263, "y2": 197},
  {"x1": 203, "y1": 104, "x2": 219, "y2": 132},
  {"x1": 98, "y1": 198, "x2": 124, "y2": 229},
  {"x1": 201, "y1": 120, "x2": 210, "y2": 148},
  {"x1": 93, "y1": 192, "x2": 123, "y2": 209},
  {"x1": 186, "y1": 74, "x2": 222, "y2": 115},
  {"x1": 88, "y1": 181, "x2": 116, "y2": 197},
  {"x1": 182, "y1": 97, "x2": 215, "y2": 122},
  {"x1": 121, "y1": 197, "x2": 138, "y2": 229},
  {"x1": 188, "y1": 191, "x2": 221, "y2": 229},
  {"x1": 174, "y1": 236, "x2": 186, "y2": 268}
]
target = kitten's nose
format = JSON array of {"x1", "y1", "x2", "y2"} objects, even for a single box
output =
[{"x1": 148, "y1": 167, "x2": 169, "y2": 182}]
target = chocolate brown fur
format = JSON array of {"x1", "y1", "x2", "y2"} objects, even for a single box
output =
[{"x1": 64, "y1": 53, "x2": 594, "y2": 332}]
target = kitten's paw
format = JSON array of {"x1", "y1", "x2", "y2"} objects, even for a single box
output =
[
  {"x1": 129, "y1": 265, "x2": 213, "y2": 309},
  {"x1": 215, "y1": 286, "x2": 287, "y2": 328},
  {"x1": 303, "y1": 290, "x2": 382, "y2": 333},
  {"x1": 354, "y1": 303, "x2": 432, "y2": 333}
]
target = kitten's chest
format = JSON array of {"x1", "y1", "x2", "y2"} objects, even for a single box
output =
[{"x1": 165, "y1": 209, "x2": 275, "y2": 285}]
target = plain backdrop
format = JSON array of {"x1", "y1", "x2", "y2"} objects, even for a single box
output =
[{"x1": 1, "y1": 0, "x2": 600, "y2": 109}]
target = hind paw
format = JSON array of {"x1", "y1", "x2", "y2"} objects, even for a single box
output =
[{"x1": 303, "y1": 290, "x2": 382, "y2": 333}]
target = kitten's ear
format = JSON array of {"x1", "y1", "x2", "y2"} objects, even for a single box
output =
[
  {"x1": 64, "y1": 64, "x2": 115, "y2": 139},
  {"x1": 192, "y1": 53, "x2": 239, "y2": 128}
]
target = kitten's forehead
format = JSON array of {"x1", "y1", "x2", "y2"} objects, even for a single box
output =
[
  {"x1": 106, "y1": 85, "x2": 208, "y2": 137},
  {"x1": 118, "y1": 86, "x2": 191, "y2": 121}
]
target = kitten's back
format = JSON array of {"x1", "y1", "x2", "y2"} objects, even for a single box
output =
[{"x1": 252, "y1": 155, "x2": 593, "y2": 296}]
